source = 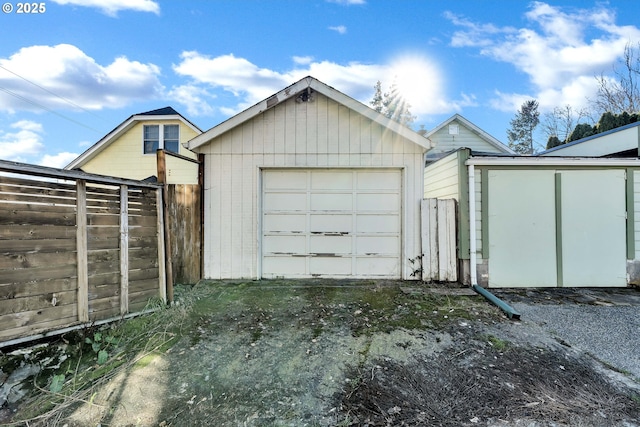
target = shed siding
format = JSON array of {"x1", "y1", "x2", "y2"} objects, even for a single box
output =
[
  {"x1": 200, "y1": 93, "x2": 424, "y2": 279},
  {"x1": 424, "y1": 150, "x2": 460, "y2": 200},
  {"x1": 429, "y1": 121, "x2": 505, "y2": 155}
]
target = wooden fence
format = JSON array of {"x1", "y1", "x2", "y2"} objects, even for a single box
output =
[
  {"x1": 165, "y1": 184, "x2": 201, "y2": 285},
  {"x1": 421, "y1": 198, "x2": 457, "y2": 282},
  {"x1": 0, "y1": 160, "x2": 166, "y2": 347}
]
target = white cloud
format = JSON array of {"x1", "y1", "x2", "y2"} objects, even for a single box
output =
[
  {"x1": 172, "y1": 51, "x2": 463, "y2": 121},
  {"x1": 329, "y1": 25, "x2": 347, "y2": 35},
  {"x1": 39, "y1": 152, "x2": 79, "y2": 168},
  {"x1": 293, "y1": 56, "x2": 314, "y2": 65},
  {"x1": 0, "y1": 120, "x2": 45, "y2": 162},
  {"x1": 0, "y1": 44, "x2": 163, "y2": 112},
  {"x1": 447, "y1": 2, "x2": 640, "y2": 112},
  {"x1": 168, "y1": 84, "x2": 215, "y2": 117},
  {"x1": 51, "y1": 0, "x2": 159, "y2": 16}
]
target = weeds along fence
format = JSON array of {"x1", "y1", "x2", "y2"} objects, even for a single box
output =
[{"x1": 0, "y1": 160, "x2": 167, "y2": 347}]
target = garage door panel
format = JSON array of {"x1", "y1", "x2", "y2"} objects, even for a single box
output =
[
  {"x1": 310, "y1": 214, "x2": 352, "y2": 232},
  {"x1": 263, "y1": 235, "x2": 306, "y2": 254},
  {"x1": 357, "y1": 193, "x2": 399, "y2": 211},
  {"x1": 356, "y1": 257, "x2": 398, "y2": 276},
  {"x1": 264, "y1": 193, "x2": 306, "y2": 211},
  {"x1": 310, "y1": 257, "x2": 352, "y2": 275},
  {"x1": 263, "y1": 214, "x2": 306, "y2": 233},
  {"x1": 310, "y1": 193, "x2": 352, "y2": 210},
  {"x1": 356, "y1": 236, "x2": 399, "y2": 255},
  {"x1": 309, "y1": 235, "x2": 352, "y2": 254},
  {"x1": 357, "y1": 214, "x2": 398, "y2": 233},
  {"x1": 264, "y1": 171, "x2": 307, "y2": 189},
  {"x1": 357, "y1": 172, "x2": 400, "y2": 190},
  {"x1": 262, "y1": 257, "x2": 307, "y2": 276},
  {"x1": 311, "y1": 171, "x2": 353, "y2": 190}
]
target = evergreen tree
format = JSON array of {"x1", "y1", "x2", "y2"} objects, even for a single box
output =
[
  {"x1": 567, "y1": 123, "x2": 595, "y2": 142},
  {"x1": 507, "y1": 100, "x2": 540, "y2": 154},
  {"x1": 546, "y1": 135, "x2": 562, "y2": 150},
  {"x1": 369, "y1": 79, "x2": 416, "y2": 127}
]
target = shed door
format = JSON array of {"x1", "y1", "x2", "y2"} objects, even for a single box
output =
[
  {"x1": 488, "y1": 170, "x2": 558, "y2": 287},
  {"x1": 560, "y1": 170, "x2": 627, "y2": 287},
  {"x1": 261, "y1": 169, "x2": 401, "y2": 278}
]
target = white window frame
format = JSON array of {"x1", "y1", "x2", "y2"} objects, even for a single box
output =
[{"x1": 143, "y1": 124, "x2": 180, "y2": 155}]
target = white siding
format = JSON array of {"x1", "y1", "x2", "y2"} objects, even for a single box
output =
[
  {"x1": 199, "y1": 93, "x2": 425, "y2": 279},
  {"x1": 424, "y1": 150, "x2": 460, "y2": 200}
]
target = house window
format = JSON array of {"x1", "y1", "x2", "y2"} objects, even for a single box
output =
[
  {"x1": 143, "y1": 124, "x2": 180, "y2": 154},
  {"x1": 164, "y1": 125, "x2": 179, "y2": 153},
  {"x1": 143, "y1": 125, "x2": 159, "y2": 154}
]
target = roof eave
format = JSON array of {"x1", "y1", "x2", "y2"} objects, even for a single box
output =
[{"x1": 187, "y1": 76, "x2": 433, "y2": 152}]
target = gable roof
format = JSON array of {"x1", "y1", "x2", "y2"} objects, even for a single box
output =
[
  {"x1": 425, "y1": 114, "x2": 516, "y2": 154},
  {"x1": 186, "y1": 76, "x2": 433, "y2": 151},
  {"x1": 65, "y1": 106, "x2": 202, "y2": 170}
]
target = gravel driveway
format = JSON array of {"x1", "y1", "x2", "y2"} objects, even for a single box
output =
[{"x1": 494, "y1": 288, "x2": 640, "y2": 381}]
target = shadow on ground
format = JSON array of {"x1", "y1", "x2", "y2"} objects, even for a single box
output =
[{"x1": 3, "y1": 280, "x2": 640, "y2": 426}]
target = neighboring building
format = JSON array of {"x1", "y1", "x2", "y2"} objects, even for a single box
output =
[
  {"x1": 66, "y1": 107, "x2": 202, "y2": 184},
  {"x1": 424, "y1": 114, "x2": 515, "y2": 163},
  {"x1": 424, "y1": 148, "x2": 640, "y2": 288},
  {"x1": 539, "y1": 122, "x2": 640, "y2": 157},
  {"x1": 186, "y1": 76, "x2": 433, "y2": 280}
]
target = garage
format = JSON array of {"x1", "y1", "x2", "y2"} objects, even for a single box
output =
[
  {"x1": 186, "y1": 77, "x2": 430, "y2": 280},
  {"x1": 261, "y1": 169, "x2": 402, "y2": 278}
]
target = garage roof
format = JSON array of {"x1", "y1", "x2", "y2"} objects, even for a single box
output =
[{"x1": 186, "y1": 76, "x2": 433, "y2": 152}]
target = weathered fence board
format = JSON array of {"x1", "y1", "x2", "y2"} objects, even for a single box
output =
[
  {"x1": 0, "y1": 160, "x2": 166, "y2": 347},
  {"x1": 165, "y1": 184, "x2": 201, "y2": 284},
  {"x1": 422, "y1": 198, "x2": 458, "y2": 282}
]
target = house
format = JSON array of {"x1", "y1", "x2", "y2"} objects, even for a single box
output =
[
  {"x1": 65, "y1": 107, "x2": 202, "y2": 184},
  {"x1": 538, "y1": 121, "x2": 640, "y2": 157},
  {"x1": 424, "y1": 148, "x2": 640, "y2": 288},
  {"x1": 185, "y1": 76, "x2": 432, "y2": 280},
  {"x1": 424, "y1": 114, "x2": 515, "y2": 163}
]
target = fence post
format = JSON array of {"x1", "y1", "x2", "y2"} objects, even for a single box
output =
[
  {"x1": 76, "y1": 180, "x2": 89, "y2": 322},
  {"x1": 120, "y1": 185, "x2": 129, "y2": 315},
  {"x1": 157, "y1": 188, "x2": 168, "y2": 303}
]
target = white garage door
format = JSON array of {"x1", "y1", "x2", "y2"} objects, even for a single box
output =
[{"x1": 261, "y1": 169, "x2": 401, "y2": 278}]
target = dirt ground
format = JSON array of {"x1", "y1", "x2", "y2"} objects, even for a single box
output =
[{"x1": 2, "y1": 280, "x2": 640, "y2": 426}]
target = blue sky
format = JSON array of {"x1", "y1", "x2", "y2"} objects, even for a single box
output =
[{"x1": 1, "y1": 0, "x2": 640, "y2": 166}]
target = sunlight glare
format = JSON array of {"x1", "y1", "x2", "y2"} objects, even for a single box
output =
[{"x1": 386, "y1": 54, "x2": 443, "y2": 116}]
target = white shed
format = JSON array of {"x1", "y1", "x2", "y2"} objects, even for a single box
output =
[{"x1": 186, "y1": 76, "x2": 432, "y2": 280}]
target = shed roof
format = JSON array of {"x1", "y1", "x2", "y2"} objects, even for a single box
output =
[
  {"x1": 186, "y1": 76, "x2": 433, "y2": 152},
  {"x1": 65, "y1": 106, "x2": 202, "y2": 170}
]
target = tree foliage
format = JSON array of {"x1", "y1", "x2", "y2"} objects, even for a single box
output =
[
  {"x1": 507, "y1": 100, "x2": 540, "y2": 154},
  {"x1": 370, "y1": 79, "x2": 416, "y2": 127}
]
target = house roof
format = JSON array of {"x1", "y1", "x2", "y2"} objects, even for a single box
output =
[
  {"x1": 186, "y1": 76, "x2": 433, "y2": 151},
  {"x1": 65, "y1": 106, "x2": 202, "y2": 170},
  {"x1": 425, "y1": 114, "x2": 516, "y2": 155}
]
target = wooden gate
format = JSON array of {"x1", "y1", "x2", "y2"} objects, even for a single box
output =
[{"x1": 421, "y1": 198, "x2": 457, "y2": 282}]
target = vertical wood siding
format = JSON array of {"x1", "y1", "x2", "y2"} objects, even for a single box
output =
[{"x1": 200, "y1": 93, "x2": 425, "y2": 279}]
